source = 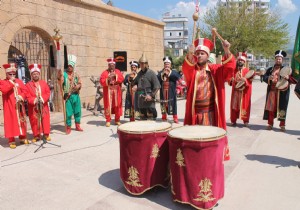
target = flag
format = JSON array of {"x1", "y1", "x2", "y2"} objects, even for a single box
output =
[{"x1": 292, "y1": 16, "x2": 300, "y2": 80}]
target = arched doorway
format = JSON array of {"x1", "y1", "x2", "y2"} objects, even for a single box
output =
[{"x1": 8, "y1": 27, "x2": 61, "y2": 112}]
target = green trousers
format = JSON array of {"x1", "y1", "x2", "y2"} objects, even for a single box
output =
[{"x1": 66, "y1": 94, "x2": 81, "y2": 126}]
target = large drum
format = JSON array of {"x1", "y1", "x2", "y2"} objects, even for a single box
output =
[
  {"x1": 118, "y1": 121, "x2": 171, "y2": 195},
  {"x1": 168, "y1": 125, "x2": 226, "y2": 210}
]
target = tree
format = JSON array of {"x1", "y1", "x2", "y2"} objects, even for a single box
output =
[{"x1": 201, "y1": 1, "x2": 289, "y2": 57}]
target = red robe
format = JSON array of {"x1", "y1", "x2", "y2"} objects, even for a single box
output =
[
  {"x1": 230, "y1": 67, "x2": 253, "y2": 123},
  {"x1": 0, "y1": 79, "x2": 27, "y2": 138},
  {"x1": 183, "y1": 55, "x2": 235, "y2": 161},
  {"x1": 182, "y1": 55, "x2": 236, "y2": 130},
  {"x1": 100, "y1": 69, "x2": 124, "y2": 122},
  {"x1": 25, "y1": 80, "x2": 51, "y2": 136}
]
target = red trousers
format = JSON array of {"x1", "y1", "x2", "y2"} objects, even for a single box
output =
[{"x1": 268, "y1": 111, "x2": 285, "y2": 126}]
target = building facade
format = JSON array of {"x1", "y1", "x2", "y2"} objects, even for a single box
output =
[
  {"x1": 162, "y1": 13, "x2": 188, "y2": 57},
  {"x1": 218, "y1": 0, "x2": 270, "y2": 10},
  {"x1": 0, "y1": 0, "x2": 164, "y2": 119}
]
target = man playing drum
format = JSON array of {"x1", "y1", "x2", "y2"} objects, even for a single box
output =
[
  {"x1": 182, "y1": 37, "x2": 235, "y2": 160},
  {"x1": 100, "y1": 58, "x2": 124, "y2": 127},
  {"x1": 229, "y1": 52, "x2": 253, "y2": 127},
  {"x1": 262, "y1": 50, "x2": 296, "y2": 131}
]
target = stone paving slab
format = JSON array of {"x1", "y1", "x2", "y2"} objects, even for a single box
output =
[{"x1": 1, "y1": 80, "x2": 300, "y2": 210}]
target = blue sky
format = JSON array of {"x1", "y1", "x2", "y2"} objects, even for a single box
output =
[{"x1": 106, "y1": 0, "x2": 299, "y2": 49}]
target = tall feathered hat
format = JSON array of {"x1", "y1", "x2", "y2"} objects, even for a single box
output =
[
  {"x1": 275, "y1": 50, "x2": 287, "y2": 58},
  {"x1": 139, "y1": 53, "x2": 148, "y2": 63},
  {"x1": 193, "y1": 38, "x2": 214, "y2": 55},
  {"x1": 107, "y1": 57, "x2": 116, "y2": 64},
  {"x1": 29, "y1": 64, "x2": 42, "y2": 74},
  {"x1": 68, "y1": 54, "x2": 77, "y2": 67},
  {"x1": 163, "y1": 56, "x2": 172, "y2": 63},
  {"x1": 2, "y1": 63, "x2": 17, "y2": 73},
  {"x1": 237, "y1": 52, "x2": 247, "y2": 62},
  {"x1": 208, "y1": 53, "x2": 216, "y2": 64},
  {"x1": 129, "y1": 60, "x2": 139, "y2": 67}
]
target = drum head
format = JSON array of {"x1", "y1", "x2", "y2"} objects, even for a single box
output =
[
  {"x1": 279, "y1": 66, "x2": 292, "y2": 77},
  {"x1": 235, "y1": 81, "x2": 245, "y2": 89},
  {"x1": 118, "y1": 121, "x2": 171, "y2": 133},
  {"x1": 168, "y1": 125, "x2": 226, "y2": 141},
  {"x1": 245, "y1": 70, "x2": 255, "y2": 79},
  {"x1": 276, "y1": 79, "x2": 288, "y2": 90}
]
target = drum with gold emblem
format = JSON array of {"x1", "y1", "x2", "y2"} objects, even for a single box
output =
[
  {"x1": 235, "y1": 70, "x2": 255, "y2": 90},
  {"x1": 275, "y1": 66, "x2": 292, "y2": 91},
  {"x1": 117, "y1": 121, "x2": 171, "y2": 195},
  {"x1": 168, "y1": 125, "x2": 226, "y2": 209}
]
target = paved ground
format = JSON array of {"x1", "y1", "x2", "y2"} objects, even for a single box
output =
[{"x1": 0, "y1": 78, "x2": 300, "y2": 210}]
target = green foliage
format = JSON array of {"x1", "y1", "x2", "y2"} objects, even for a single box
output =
[{"x1": 202, "y1": 1, "x2": 289, "y2": 57}]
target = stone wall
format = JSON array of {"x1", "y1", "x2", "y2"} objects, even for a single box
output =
[{"x1": 0, "y1": 0, "x2": 164, "y2": 112}]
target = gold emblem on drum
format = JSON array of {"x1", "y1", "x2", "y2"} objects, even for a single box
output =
[
  {"x1": 175, "y1": 148, "x2": 185, "y2": 167},
  {"x1": 194, "y1": 178, "x2": 216, "y2": 202},
  {"x1": 150, "y1": 144, "x2": 160, "y2": 158},
  {"x1": 126, "y1": 166, "x2": 143, "y2": 187}
]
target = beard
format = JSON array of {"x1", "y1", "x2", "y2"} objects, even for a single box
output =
[
  {"x1": 237, "y1": 62, "x2": 244, "y2": 67},
  {"x1": 32, "y1": 77, "x2": 39, "y2": 82},
  {"x1": 197, "y1": 60, "x2": 207, "y2": 66},
  {"x1": 274, "y1": 63, "x2": 282, "y2": 67}
]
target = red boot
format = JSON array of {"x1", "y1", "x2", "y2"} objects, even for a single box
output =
[
  {"x1": 173, "y1": 115, "x2": 179, "y2": 123},
  {"x1": 162, "y1": 114, "x2": 167, "y2": 121},
  {"x1": 66, "y1": 126, "x2": 71, "y2": 135},
  {"x1": 75, "y1": 123, "x2": 83, "y2": 131}
]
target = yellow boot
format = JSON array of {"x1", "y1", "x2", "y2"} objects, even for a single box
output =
[
  {"x1": 20, "y1": 139, "x2": 30, "y2": 145},
  {"x1": 45, "y1": 135, "x2": 51, "y2": 141},
  {"x1": 32, "y1": 136, "x2": 40, "y2": 143},
  {"x1": 9, "y1": 142, "x2": 17, "y2": 149}
]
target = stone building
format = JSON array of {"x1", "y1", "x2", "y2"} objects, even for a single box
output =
[{"x1": 0, "y1": 0, "x2": 164, "y2": 117}]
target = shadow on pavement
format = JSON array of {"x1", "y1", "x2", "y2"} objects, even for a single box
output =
[
  {"x1": 284, "y1": 129, "x2": 300, "y2": 136},
  {"x1": 245, "y1": 154, "x2": 300, "y2": 168},
  {"x1": 98, "y1": 169, "x2": 194, "y2": 210},
  {"x1": 50, "y1": 124, "x2": 67, "y2": 134},
  {"x1": 98, "y1": 168, "x2": 126, "y2": 193}
]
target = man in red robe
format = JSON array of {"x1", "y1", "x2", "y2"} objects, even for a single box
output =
[
  {"x1": 182, "y1": 38, "x2": 235, "y2": 160},
  {"x1": 0, "y1": 63, "x2": 28, "y2": 149},
  {"x1": 25, "y1": 64, "x2": 51, "y2": 142},
  {"x1": 229, "y1": 52, "x2": 253, "y2": 127},
  {"x1": 100, "y1": 58, "x2": 124, "y2": 127}
]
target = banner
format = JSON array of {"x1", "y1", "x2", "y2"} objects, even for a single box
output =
[
  {"x1": 114, "y1": 51, "x2": 127, "y2": 72},
  {"x1": 292, "y1": 17, "x2": 300, "y2": 80}
]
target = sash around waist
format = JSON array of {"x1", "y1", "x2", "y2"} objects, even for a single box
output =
[{"x1": 194, "y1": 99, "x2": 214, "y2": 112}]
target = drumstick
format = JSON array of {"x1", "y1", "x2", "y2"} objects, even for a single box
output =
[{"x1": 211, "y1": 28, "x2": 225, "y2": 43}]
